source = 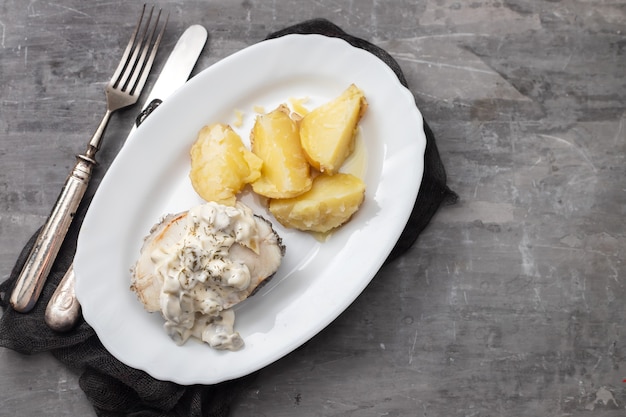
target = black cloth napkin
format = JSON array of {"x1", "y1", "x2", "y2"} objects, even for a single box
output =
[{"x1": 0, "y1": 19, "x2": 457, "y2": 417}]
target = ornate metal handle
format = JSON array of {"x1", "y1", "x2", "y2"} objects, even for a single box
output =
[
  {"x1": 44, "y1": 265, "x2": 81, "y2": 331},
  {"x1": 9, "y1": 154, "x2": 95, "y2": 313}
]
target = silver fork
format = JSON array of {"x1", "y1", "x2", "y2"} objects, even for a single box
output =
[{"x1": 10, "y1": 5, "x2": 168, "y2": 313}]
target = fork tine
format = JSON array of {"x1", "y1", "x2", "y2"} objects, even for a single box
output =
[
  {"x1": 121, "y1": 6, "x2": 155, "y2": 92},
  {"x1": 133, "y1": 11, "x2": 168, "y2": 97},
  {"x1": 126, "y1": 8, "x2": 168, "y2": 96},
  {"x1": 109, "y1": 4, "x2": 148, "y2": 89}
]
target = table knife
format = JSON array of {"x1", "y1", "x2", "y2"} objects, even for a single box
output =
[{"x1": 43, "y1": 25, "x2": 207, "y2": 331}]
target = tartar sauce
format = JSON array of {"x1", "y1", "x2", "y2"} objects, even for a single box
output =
[{"x1": 150, "y1": 202, "x2": 261, "y2": 351}]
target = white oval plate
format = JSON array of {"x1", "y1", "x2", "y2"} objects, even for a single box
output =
[{"x1": 74, "y1": 34, "x2": 425, "y2": 385}]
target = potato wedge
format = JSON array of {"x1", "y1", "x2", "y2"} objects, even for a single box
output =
[
  {"x1": 190, "y1": 123, "x2": 262, "y2": 206},
  {"x1": 300, "y1": 84, "x2": 367, "y2": 174},
  {"x1": 250, "y1": 105, "x2": 312, "y2": 199},
  {"x1": 268, "y1": 173, "x2": 365, "y2": 233}
]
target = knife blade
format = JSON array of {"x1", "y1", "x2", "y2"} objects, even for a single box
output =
[{"x1": 44, "y1": 25, "x2": 207, "y2": 332}]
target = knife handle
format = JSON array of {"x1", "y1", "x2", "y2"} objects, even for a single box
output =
[
  {"x1": 10, "y1": 154, "x2": 94, "y2": 313},
  {"x1": 45, "y1": 264, "x2": 81, "y2": 331}
]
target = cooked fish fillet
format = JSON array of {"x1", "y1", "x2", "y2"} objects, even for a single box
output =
[{"x1": 131, "y1": 201, "x2": 285, "y2": 350}]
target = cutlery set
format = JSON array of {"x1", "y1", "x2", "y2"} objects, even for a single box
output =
[{"x1": 9, "y1": 5, "x2": 207, "y2": 331}]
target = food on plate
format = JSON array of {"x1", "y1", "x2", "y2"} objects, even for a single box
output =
[
  {"x1": 189, "y1": 123, "x2": 262, "y2": 206},
  {"x1": 232, "y1": 109, "x2": 245, "y2": 128},
  {"x1": 268, "y1": 173, "x2": 366, "y2": 233},
  {"x1": 288, "y1": 96, "x2": 310, "y2": 116},
  {"x1": 187, "y1": 84, "x2": 369, "y2": 235},
  {"x1": 299, "y1": 84, "x2": 368, "y2": 174},
  {"x1": 250, "y1": 105, "x2": 313, "y2": 199},
  {"x1": 131, "y1": 201, "x2": 285, "y2": 351}
]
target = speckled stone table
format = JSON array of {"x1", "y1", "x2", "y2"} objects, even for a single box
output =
[{"x1": 1, "y1": 1, "x2": 625, "y2": 416}]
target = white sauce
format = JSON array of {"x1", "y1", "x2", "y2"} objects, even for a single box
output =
[{"x1": 150, "y1": 202, "x2": 261, "y2": 351}]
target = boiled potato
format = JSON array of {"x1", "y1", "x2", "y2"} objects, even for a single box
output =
[
  {"x1": 268, "y1": 173, "x2": 365, "y2": 233},
  {"x1": 189, "y1": 123, "x2": 262, "y2": 206},
  {"x1": 300, "y1": 84, "x2": 367, "y2": 174},
  {"x1": 250, "y1": 105, "x2": 312, "y2": 199}
]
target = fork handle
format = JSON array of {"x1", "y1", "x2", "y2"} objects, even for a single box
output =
[{"x1": 10, "y1": 154, "x2": 95, "y2": 313}]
